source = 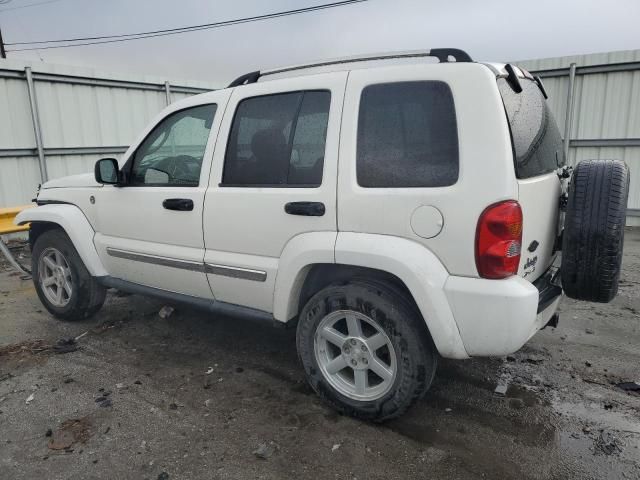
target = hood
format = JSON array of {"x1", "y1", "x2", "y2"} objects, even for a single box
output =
[{"x1": 42, "y1": 173, "x2": 100, "y2": 189}]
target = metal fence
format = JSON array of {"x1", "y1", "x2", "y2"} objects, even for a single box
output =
[
  {"x1": 1, "y1": 52, "x2": 639, "y2": 225},
  {"x1": 0, "y1": 59, "x2": 215, "y2": 207},
  {"x1": 517, "y1": 49, "x2": 640, "y2": 226}
]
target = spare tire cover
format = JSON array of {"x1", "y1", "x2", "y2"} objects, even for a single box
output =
[{"x1": 561, "y1": 159, "x2": 630, "y2": 302}]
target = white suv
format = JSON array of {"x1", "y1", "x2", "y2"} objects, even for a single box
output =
[{"x1": 17, "y1": 49, "x2": 629, "y2": 420}]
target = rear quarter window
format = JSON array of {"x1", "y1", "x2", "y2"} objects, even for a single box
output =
[
  {"x1": 357, "y1": 81, "x2": 459, "y2": 188},
  {"x1": 498, "y1": 78, "x2": 565, "y2": 179}
]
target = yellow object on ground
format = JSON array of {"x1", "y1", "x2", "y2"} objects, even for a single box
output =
[
  {"x1": 0, "y1": 205, "x2": 33, "y2": 235},
  {"x1": 0, "y1": 204, "x2": 34, "y2": 276}
]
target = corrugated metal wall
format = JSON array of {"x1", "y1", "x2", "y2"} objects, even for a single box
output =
[
  {"x1": 515, "y1": 49, "x2": 640, "y2": 226},
  {"x1": 0, "y1": 58, "x2": 217, "y2": 207},
  {"x1": 1, "y1": 52, "x2": 639, "y2": 226}
]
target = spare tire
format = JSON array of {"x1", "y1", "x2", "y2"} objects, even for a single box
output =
[{"x1": 561, "y1": 159, "x2": 630, "y2": 302}]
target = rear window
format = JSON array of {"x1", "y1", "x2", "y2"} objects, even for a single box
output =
[
  {"x1": 357, "y1": 81, "x2": 459, "y2": 188},
  {"x1": 498, "y1": 77, "x2": 565, "y2": 179}
]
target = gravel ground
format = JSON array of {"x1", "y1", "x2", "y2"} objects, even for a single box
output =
[{"x1": 0, "y1": 230, "x2": 639, "y2": 480}]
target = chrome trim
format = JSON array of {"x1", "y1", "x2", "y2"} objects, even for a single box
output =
[
  {"x1": 204, "y1": 263, "x2": 267, "y2": 282},
  {"x1": 105, "y1": 247, "x2": 268, "y2": 281},
  {"x1": 106, "y1": 248, "x2": 205, "y2": 272}
]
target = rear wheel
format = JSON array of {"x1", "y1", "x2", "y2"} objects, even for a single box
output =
[
  {"x1": 296, "y1": 280, "x2": 437, "y2": 421},
  {"x1": 561, "y1": 159, "x2": 630, "y2": 302},
  {"x1": 32, "y1": 229, "x2": 106, "y2": 320}
]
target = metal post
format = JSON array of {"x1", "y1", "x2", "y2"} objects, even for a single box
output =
[
  {"x1": 25, "y1": 67, "x2": 48, "y2": 182},
  {"x1": 164, "y1": 81, "x2": 172, "y2": 106},
  {"x1": 0, "y1": 28, "x2": 6, "y2": 59},
  {"x1": 0, "y1": 237, "x2": 31, "y2": 277},
  {"x1": 563, "y1": 63, "x2": 577, "y2": 166}
]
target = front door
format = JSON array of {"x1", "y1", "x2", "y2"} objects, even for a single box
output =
[
  {"x1": 93, "y1": 92, "x2": 230, "y2": 298},
  {"x1": 202, "y1": 73, "x2": 347, "y2": 312}
]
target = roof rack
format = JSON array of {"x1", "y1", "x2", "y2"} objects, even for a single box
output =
[{"x1": 227, "y1": 48, "x2": 473, "y2": 88}]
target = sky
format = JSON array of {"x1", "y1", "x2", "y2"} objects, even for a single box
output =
[{"x1": 0, "y1": 0, "x2": 639, "y2": 86}]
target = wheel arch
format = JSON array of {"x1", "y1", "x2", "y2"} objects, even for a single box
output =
[
  {"x1": 16, "y1": 205, "x2": 107, "y2": 277},
  {"x1": 275, "y1": 232, "x2": 469, "y2": 359}
]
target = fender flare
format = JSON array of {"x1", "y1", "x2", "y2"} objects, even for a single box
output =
[
  {"x1": 15, "y1": 204, "x2": 108, "y2": 277},
  {"x1": 273, "y1": 231, "x2": 337, "y2": 322},
  {"x1": 334, "y1": 232, "x2": 469, "y2": 359}
]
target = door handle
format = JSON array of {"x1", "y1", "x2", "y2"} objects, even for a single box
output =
[
  {"x1": 284, "y1": 201, "x2": 325, "y2": 216},
  {"x1": 162, "y1": 198, "x2": 194, "y2": 211}
]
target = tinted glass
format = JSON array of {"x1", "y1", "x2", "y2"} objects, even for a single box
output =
[
  {"x1": 498, "y1": 78, "x2": 564, "y2": 178},
  {"x1": 357, "y1": 81, "x2": 459, "y2": 188},
  {"x1": 130, "y1": 104, "x2": 216, "y2": 186},
  {"x1": 222, "y1": 91, "x2": 330, "y2": 186}
]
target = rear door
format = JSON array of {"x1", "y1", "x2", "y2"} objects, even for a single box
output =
[
  {"x1": 497, "y1": 75, "x2": 565, "y2": 281},
  {"x1": 202, "y1": 73, "x2": 346, "y2": 312}
]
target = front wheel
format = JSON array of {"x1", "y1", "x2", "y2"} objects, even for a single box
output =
[
  {"x1": 32, "y1": 228, "x2": 106, "y2": 321},
  {"x1": 296, "y1": 280, "x2": 437, "y2": 421}
]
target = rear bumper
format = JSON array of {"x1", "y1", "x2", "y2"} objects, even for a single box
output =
[{"x1": 444, "y1": 268, "x2": 562, "y2": 357}]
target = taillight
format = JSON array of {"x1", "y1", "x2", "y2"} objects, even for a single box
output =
[{"x1": 475, "y1": 200, "x2": 523, "y2": 279}]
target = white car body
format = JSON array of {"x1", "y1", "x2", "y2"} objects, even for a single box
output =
[{"x1": 17, "y1": 53, "x2": 562, "y2": 360}]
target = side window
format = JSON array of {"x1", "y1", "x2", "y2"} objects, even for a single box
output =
[
  {"x1": 222, "y1": 91, "x2": 331, "y2": 187},
  {"x1": 357, "y1": 81, "x2": 459, "y2": 188},
  {"x1": 130, "y1": 104, "x2": 216, "y2": 186}
]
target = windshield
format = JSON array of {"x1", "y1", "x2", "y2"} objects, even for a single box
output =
[{"x1": 498, "y1": 77, "x2": 565, "y2": 179}]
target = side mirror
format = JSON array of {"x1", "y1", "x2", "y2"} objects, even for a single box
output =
[{"x1": 95, "y1": 158, "x2": 120, "y2": 185}]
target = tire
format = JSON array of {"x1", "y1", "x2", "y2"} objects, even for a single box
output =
[
  {"x1": 32, "y1": 228, "x2": 106, "y2": 321},
  {"x1": 561, "y1": 159, "x2": 630, "y2": 302},
  {"x1": 296, "y1": 279, "x2": 437, "y2": 421}
]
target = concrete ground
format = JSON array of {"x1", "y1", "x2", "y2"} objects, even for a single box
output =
[{"x1": 1, "y1": 231, "x2": 639, "y2": 480}]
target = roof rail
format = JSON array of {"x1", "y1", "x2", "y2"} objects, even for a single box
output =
[
  {"x1": 226, "y1": 48, "x2": 473, "y2": 88},
  {"x1": 227, "y1": 70, "x2": 261, "y2": 87}
]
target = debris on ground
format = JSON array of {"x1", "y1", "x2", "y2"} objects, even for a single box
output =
[
  {"x1": 158, "y1": 306, "x2": 174, "y2": 319},
  {"x1": 52, "y1": 337, "x2": 78, "y2": 354},
  {"x1": 585, "y1": 361, "x2": 593, "y2": 367},
  {"x1": 47, "y1": 417, "x2": 92, "y2": 451},
  {"x1": 524, "y1": 356, "x2": 544, "y2": 365},
  {"x1": 331, "y1": 443, "x2": 341, "y2": 452},
  {"x1": 595, "y1": 430, "x2": 623, "y2": 455},
  {"x1": 585, "y1": 328, "x2": 595, "y2": 334},
  {"x1": 25, "y1": 393, "x2": 34, "y2": 404},
  {"x1": 95, "y1": 392, "x2": 112, "y2": 408},
  {"x1": 494, "y1": 383, "x2": 508, "y2": 396},
  {"x1": 205, "y1": 367, "x2": 214, "y2": 375},
  {"x1": 0, "y1": 337, "x2": 79, "y2": 358},
  {"x1": 617, "y1": 382, "x2": 640, "y2": 392},
  {"x1": 0, "y1": 339, "x2": 49, "y2": 357},
  {"x1": 74, "y1": 331, "x2": 89, "y2": 341},
  {"x1": 253, "y1": 441, "x2": 278, "y2": 459}
]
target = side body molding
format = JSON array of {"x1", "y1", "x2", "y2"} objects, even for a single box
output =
[
  {"x1": 15, "y1": 204, "x2": 108, "y2": 277},
  {"x1": 334, "y1": 232, "x2": 469, "y2": 359}
]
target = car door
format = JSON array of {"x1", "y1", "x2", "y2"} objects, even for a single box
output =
[
  {"x1": 93, "y1": 91, "x2": 231, "y2": 298},
  {"x1": 203, "y1": 72, "x2": 347, "y2": 312}
]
